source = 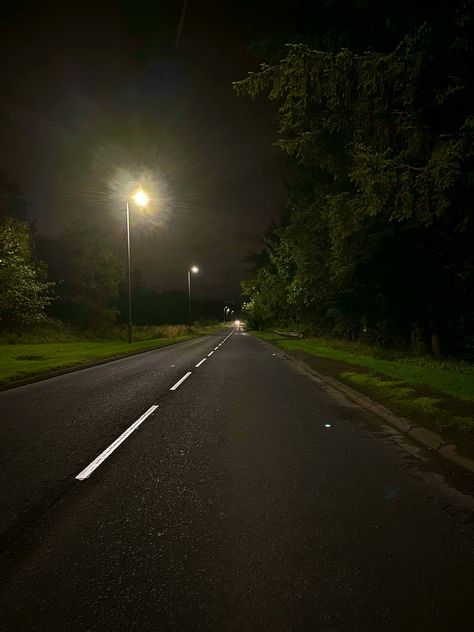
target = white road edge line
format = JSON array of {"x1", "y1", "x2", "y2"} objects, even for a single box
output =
[
  {"x1": 170, "y1": 371, "x2": 192, "y2": 391},
  {"x1": 76, "y1": 404, "x2": 159, "y2": 481},
  {"x1": 195, "y1": 358, "x2": 207, "y2": 367},
  {"x1": 208, "y1": 351, "x2": 214, "y2": 356}
]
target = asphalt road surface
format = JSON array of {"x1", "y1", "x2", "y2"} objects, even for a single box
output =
[{"x1": 1, "y1": 327, "x2": 474, "y2": 631}]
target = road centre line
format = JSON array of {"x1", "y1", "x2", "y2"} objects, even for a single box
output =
[
  {"x1": 170, "y1": 371, "x2": 192, "y2": 390},
  {"x1": 76, "y1": 331, "x2": 235, "y2": 482},
  {"x1": 76, "y1": 404, "x2": 159, "y2": 481}
]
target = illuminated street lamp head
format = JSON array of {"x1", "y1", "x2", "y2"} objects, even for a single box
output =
[
  {"x1": 133, "y1": 189, "x2": 149, "y2": 207},
  {"x1": 191, "y1": 266, "x2": 199, "y2": 274}
]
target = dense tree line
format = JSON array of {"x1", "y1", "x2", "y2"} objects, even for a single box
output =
[{"x1": 234, "y1": 0, "x2": 473, "y2": 357}]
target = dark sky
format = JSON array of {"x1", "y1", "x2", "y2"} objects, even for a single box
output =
[{"x1": 0, "y1": 0, "x2": 287, "y2": 300}]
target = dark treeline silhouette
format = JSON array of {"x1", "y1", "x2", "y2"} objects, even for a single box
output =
[
  {"x1": 232, "y1": 0, "x2": 473, "y2": 358},
  {"x1": 116, "y1": 288, "x2": 225, "y2": 326},
  {"x1": 0, "y1": 176, "x2": 229, "y2": 331}
]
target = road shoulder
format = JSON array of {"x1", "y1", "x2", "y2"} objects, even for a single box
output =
[{"x1": 252, "y1": 333, "x2": 474, "y2": 473}]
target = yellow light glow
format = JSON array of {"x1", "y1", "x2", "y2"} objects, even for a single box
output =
[
  {"x1": 133, "y1": 190, "x2": 149, "y2": 207},
  {"x1": 191, "y1": 266, "x2": 199, "y2": 273}
]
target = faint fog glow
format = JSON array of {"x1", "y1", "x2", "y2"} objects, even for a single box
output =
[
  {"x1": 107, "y1": 166, "x2": 172, "y2": 231},
  {"x1": 133, "y1": 189, "x2": 149, "y2": 207},
  {"x1": 191, "y1": 265, "x2": 199, "y2": 273},
  {"x1": 325, "y1": 424, "x2": 331, "y2": 428}
]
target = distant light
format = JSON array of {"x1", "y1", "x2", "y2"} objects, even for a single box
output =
[
  {"x1": 235, "y1": 320, "x2": 241, "y2": 326},
  {"x1": 133, "y1": 189, "x2": 149, "y2": 207},
  {"x1": 191, "y1": 266, "x2": 199, "y2": 273},
  {"x1": 325, "y1": 424, "x2": 331, "y2": 428}
]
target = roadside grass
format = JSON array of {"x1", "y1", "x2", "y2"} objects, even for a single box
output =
[
  {"x1": 251, "y1": 331, "x2": 474, "y2": 435},
  {"x1": 0, "y1": 336, "x2": 198, "y2": 386},
  {"x1": 0, "y1": 321, "x2": 229, "y2": 387},
  {"x1": 340, "y1": 372, "x2": 473, "y2": 433},
  {"x1": 275, "y1": 338, "x2": 474, "y2": 402}
]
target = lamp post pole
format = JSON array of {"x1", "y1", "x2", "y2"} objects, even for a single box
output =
[
  {"x1": 187, "y1": 269, "x2": 192, "y2": 326},
  {"x1": 125, "y1": 189, "x2": 148, "y2": 344},
  {"x1": 126, "y1": 201, "x2": 133, "y2": 344},
  {"x1": 187, "y1": 266, "x2": 199, "y2": 326}
]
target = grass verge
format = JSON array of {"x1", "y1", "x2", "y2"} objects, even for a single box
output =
[
  {"x1": 0, "y1": 336, "x2": 197, "y2": 386},
  {"x1": 284, "y1": 339, "x2": 473, "y2": 401},
  {"x1": 0, "y1": 321, "x2": 228, "y2": 387},
  {"x1": 252, "y1": 332, "x2": 474, "y2": 447}
]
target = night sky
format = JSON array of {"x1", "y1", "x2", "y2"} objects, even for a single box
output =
[{"x1": 0, "y1": 0, "x2": 287, "y2": 300}]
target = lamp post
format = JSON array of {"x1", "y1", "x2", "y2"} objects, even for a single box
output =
[
  {"x1": 126, "y1": 189, "x2": 149, "y2": 343},
  {"x1": 187, "y1": 266, "x2": 199, "y2": 325},
  {"x1": 223, "y1": 306, "x2": 228, "y2": 323}
]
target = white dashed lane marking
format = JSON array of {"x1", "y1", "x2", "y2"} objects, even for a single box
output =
[
  {"x1": 170, "y1": 372, "x2": 192, "y2": 391},
  {"x1": 76, "y1": 328, "x2": 236, "y2": 481},
  {"x1": 76, "y1": 404, "x2": 159, "y2": 481}
]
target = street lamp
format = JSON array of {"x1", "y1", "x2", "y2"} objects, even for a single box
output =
[
  {"x1": 187, "y1": 265, "x2": 199, "y2": 325},
  {"x1": 224, "y1": 306, "x2": 228, "y2": 323},
  {"x1": 126, "y1": 189, "x2": 149, "y2": 343}
]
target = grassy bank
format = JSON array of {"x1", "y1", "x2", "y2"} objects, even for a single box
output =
[
  {"x1": 279, "y1": 338, "x2": 474, "y2": 401},
  {"x1": 0, "y1": 322, "x2": 225, "y2": 386},
  {"x1": 0, "y1": 336, "x2": 196, "y2": 386},
  {"x1": 252, "y1": 332, "x2": 474, "y2": 438}
]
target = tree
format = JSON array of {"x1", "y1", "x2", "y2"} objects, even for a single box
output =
[
  {"x1": 46, "y1": 224, "x2": 122, "y2": 329},
  {"x1": 0, "y1": 217, "x2": 53, "y2": 327},
  {"x1": 234, "y1": 0, "x2": 474, "y2": 354}
]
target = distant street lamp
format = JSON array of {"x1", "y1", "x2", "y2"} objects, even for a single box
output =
[
  {"x1": 126, "y1": 189, "x2": 149, "y2": 343},
  {"x1": 223, "y1": 306, "x2": 228, "y2": 323},
  {"x1": 187, "y1": 265, "x2": 199, "y2": 325}
]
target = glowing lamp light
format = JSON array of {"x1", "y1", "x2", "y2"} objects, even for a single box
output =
[
  {"x1": 191, "y1": 266, "x2": 199, "y2": 273},
  {"x1": 133, "y1": 189, "x2": 149, "y2": 207}
]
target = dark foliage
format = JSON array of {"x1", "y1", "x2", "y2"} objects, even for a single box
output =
[
  {"x1": 116, "y1": 286, "x2": 227, "y2": 326},
  {"x1": 235, "y1": 0, "x2": 474, "y2": 357},
  {"x1": 0, "y1": 178, "x2": 53, "y2": 327}
]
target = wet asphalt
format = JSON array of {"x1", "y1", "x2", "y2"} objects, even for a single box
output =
[{"x1": 1, "y1": 328, "x2": 474, "y2": 631}]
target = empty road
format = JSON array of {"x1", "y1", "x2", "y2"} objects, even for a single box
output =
[{"x1": 1, "y1": 327, "x2": 474, "y2": 631}]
